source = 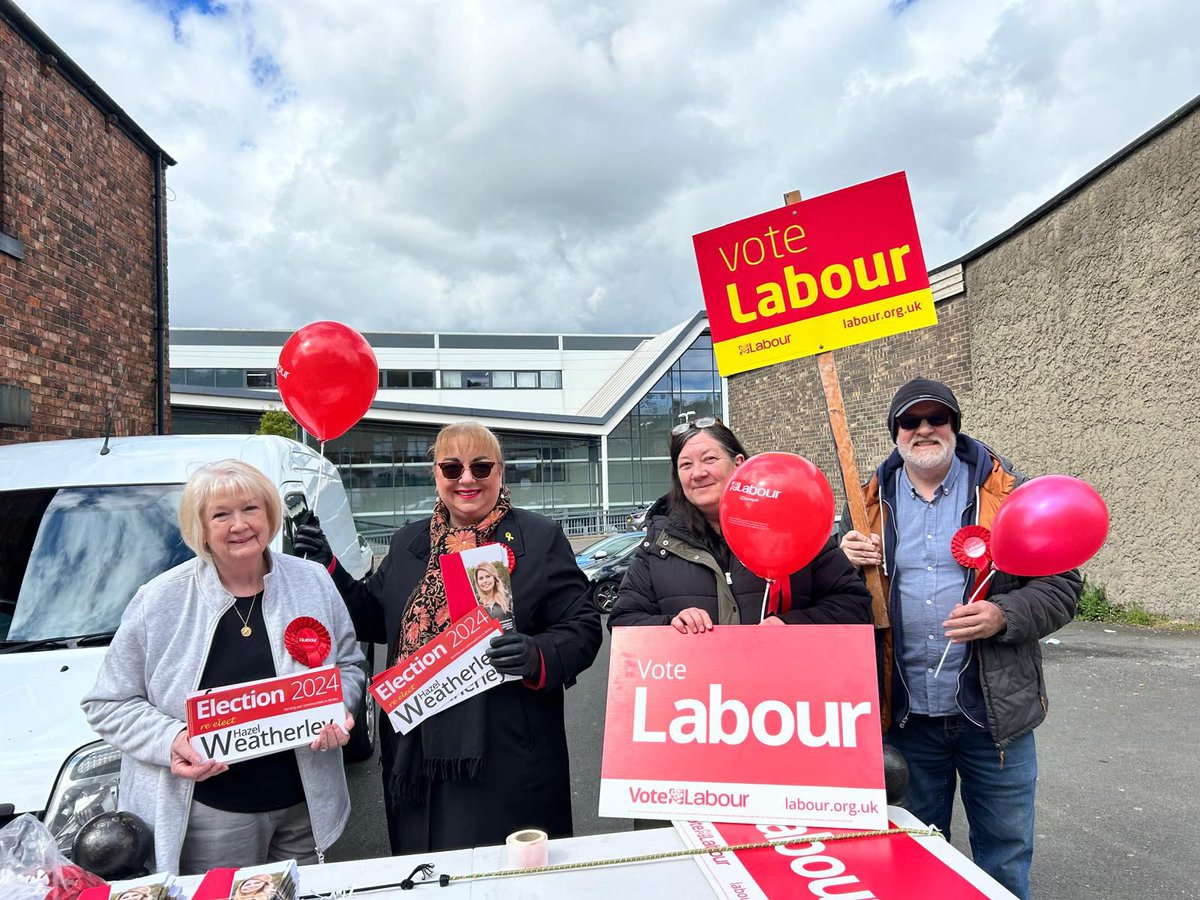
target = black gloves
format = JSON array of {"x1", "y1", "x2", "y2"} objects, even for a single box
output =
[
  {"x1": 486, "y1": 633, "x2": 542, "y2": 679},
  {"x1": 292, "y1": 516, "x2": 334, "y2": 567}
]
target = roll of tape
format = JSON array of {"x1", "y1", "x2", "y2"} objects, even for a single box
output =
[{"x1": 506, "y1": 828, "x2": 549, "y2": 868}]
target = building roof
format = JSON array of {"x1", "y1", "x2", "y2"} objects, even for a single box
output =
[
  {"x1": 0, "y1": 0, "x2": 176, "y2": 165},
  {"x1": 936, "y1": 91, "x2": 1200, "y2": 273}
]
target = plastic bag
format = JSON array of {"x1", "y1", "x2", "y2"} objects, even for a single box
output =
[{"x1": 0, "y1": 814, "x2": 107, "y2": 900}]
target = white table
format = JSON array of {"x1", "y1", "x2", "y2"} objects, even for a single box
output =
[{"x1": 179, "y1": 807, "x2": 1014, "y2": 898}]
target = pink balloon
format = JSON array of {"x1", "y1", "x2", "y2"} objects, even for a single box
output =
[
  {"x1": 990, "y1": 475, "x2": 1109, "y2": 576},
  {"x1": 277, "y1": 322, "x2": 378, "y2": 442},
  {"x1": 718, "y1": 452, "x2": 834, "y2": 580}
]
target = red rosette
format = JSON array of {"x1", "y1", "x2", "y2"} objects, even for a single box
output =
[
  {"x1": 481, "y1": 541, "x2": 517, "y2": 573},
  {"x1": 951, "y1": 525, "x2": 993, "y2": 570},
  {"x1": 285, "y1": 616, "x2": 332, "y2": 667}
]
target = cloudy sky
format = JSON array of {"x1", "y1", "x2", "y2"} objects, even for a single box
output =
[{"x1": 16, "y1": 0, "x2": 1200, "y2": 335}]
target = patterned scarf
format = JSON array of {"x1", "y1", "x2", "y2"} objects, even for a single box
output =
[
  {"x1": 391, "y1": 486, "x2": 512, "y2": 665},
  {"x1": 385, "y1": 486, "x2": 513, "y2": 802}
]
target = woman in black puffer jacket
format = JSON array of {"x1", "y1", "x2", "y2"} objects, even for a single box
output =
[{"x1": 609, "y1": 418, "x2": 871, "y2": 633}]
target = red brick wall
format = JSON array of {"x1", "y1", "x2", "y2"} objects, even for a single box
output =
[
  {"x1": 727, "y1": 295, "x2": 972, "y2": 510},
  {"x1": 0, "y1": 20, "x2": 167, "y2": 445}
]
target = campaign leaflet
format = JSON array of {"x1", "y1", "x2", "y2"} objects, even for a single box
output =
[
  {"x1": 674, "y1": 810, "x2": 1011, "y2": 900},
  {"x1": 440, "y1": 541, "x2": 516, "y2": 630},
  {"x1": 77, "y1": 872, "x2": 179, "y2": 900},
  {"x1": 185, "y1": 665, "x2": 345, "y2": 764},
  {"x1": 370, "y1": 605, "x2": 517, "y2": 735}
]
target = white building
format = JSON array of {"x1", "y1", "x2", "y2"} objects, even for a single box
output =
[{"x1": 170, "y1": 313, "x2": 721, "y2": 534}]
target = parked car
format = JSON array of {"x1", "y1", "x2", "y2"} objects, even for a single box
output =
[
  {"x1": 575, "y1": 530, "x2": 646, "y2": 613},
  {"x1": 0, "y1": 435, "x2": 378, "y2": 854}
]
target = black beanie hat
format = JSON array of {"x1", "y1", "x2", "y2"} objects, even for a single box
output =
[{"x1": 888, "y1": 378, "x2": 961, "y2": 441}]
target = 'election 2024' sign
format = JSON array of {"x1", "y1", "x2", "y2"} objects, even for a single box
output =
[{"x1": 601, "y1": 625, "x2": 886, "y2": 829}]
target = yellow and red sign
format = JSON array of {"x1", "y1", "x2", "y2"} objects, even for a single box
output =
[{"x1": 693, "y1": 172, "x2": 937, "y2": 376}]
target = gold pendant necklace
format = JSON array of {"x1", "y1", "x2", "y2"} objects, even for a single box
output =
[{"x1": 233, "y1": 590, "x2": 262, "y2": 638}]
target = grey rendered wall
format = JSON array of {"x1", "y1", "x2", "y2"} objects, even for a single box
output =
[{"x1": 962, "y1": 108, "x2": 1200, "y2": 617}]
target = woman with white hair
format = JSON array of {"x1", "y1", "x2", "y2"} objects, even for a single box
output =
[{"x1": 82, "y1": 459, "x2": 365, "y2": 875}]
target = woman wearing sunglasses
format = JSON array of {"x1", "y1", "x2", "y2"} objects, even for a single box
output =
[
  {"x1": 291, "y1": 422, "x2": 600, "y2": 855},
  {"x1": 609, "y1": 417, "x2": 871, "y2": 634}
]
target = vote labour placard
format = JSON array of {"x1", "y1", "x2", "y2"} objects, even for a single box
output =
[
  {"x1": 370, "y1": 605, "x2": 516, "y2": 735},
  {"x1": 693, "y1": 172, "x2": 937, "y2": 376},
  {"x1": 675, "y1": 808, "x2": 1012, "y2": 899},
  {"x1": 600, "y1": 625, "x2": 886, "y2": 829},
  {"x1": 186, "y1": 665, "x2": 345, "y2": 763}
]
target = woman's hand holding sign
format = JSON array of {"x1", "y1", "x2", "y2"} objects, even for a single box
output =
[
  {"x1": 170, "y1": 728, "x2": 227, "y2": 782},
  {"x1": 309, "y1": 714, "x2": 355, "y2": 752}
]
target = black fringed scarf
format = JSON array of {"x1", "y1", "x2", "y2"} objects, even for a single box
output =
[{"x1": 386, "y1": 489, "x2": 512, "y2": 801}]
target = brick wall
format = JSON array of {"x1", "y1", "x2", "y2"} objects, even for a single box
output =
[
  {"x1": 0, "y1": 18, "x2": 167, "y2": 445},
  {"x1": 728, "y1": 100, "x2": 1200, "y2": 618},
  {"x1": 729, "y1": 295, "x2": 971, "y2": 511}
]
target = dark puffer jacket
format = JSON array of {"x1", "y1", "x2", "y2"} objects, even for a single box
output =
[{"x1": 609, "y1": 497, "x2": 872, "y2": 629}]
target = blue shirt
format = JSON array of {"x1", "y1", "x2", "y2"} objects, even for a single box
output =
[{"x1": 894, "y1": 454, "x2": 970, "y2": 715}]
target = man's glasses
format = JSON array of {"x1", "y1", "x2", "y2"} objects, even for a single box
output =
[
  {"x1": 671, "y1": 415, "x2": 721, "y2": 436},
  {"x1": 897, "y1": 413, "x2": 951, "y2": 431},
  {"x1": 436, "y1": 460, "x2": 497, "y2": 480}
]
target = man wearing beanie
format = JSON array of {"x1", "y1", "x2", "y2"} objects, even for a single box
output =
[{"x1": 840, "y1": 377, "x2": 1081, "y2": 899}]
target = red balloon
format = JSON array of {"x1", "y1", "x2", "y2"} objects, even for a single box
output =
[
  {"x1": 990, "y1": 475, "x2": 1109, "y2": 576},
  {"x1": 719, "y1": 452, "x2": 834, "y2": 580},
  {"x1": 277, "y1": 322, "x2": 378, "y2": 441}
]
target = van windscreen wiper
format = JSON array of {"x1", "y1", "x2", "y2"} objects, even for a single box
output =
[{"x1": 0, "y1": 631, "x2": 117, "y2": 654}]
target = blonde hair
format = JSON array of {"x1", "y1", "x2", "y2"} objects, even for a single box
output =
[
  {"x1": 474, "y1": 560, "x2": 512, "y2": 612},
  {"x1": 430, "y1": 422, "x2": 504, "y2": 467},
  {"x1": 178, "y1": 459, "x2": 282, "y2": 562}
]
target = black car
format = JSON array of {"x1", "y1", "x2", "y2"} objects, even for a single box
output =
[{"x1": 575, "y1": 530, "x2": 646, "y2": 613}]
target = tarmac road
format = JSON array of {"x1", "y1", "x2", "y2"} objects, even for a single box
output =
[{"x1": 329, "y1": 620, "x2": 1200, "y2": 899}]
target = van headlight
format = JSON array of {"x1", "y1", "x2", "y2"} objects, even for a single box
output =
[{"x1": 43, "y1": 742, "x2": 121, "y2": 855}]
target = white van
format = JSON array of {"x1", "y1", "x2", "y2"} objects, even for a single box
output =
[{"x1": 0, "y1": 434, "x2": 377, "y2": 854}]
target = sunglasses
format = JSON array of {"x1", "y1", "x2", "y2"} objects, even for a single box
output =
[
  {"x1": 897, "y1": 413, "x2": 952, "y2": 431},
  {"x1": 671, "y1": 415, "x2": 721, "y2": 436},
  {"x1": 436, "y1": 460, "x2": 497, "y2": 480}
]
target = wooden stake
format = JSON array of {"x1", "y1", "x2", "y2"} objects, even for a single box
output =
[{"x1": 784, "y1": 190, "x2": 888, "y2": 629}]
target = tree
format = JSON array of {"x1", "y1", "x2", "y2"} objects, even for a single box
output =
[{"x1": 257, "y1": 406, "x2": 299, "y2": 439}]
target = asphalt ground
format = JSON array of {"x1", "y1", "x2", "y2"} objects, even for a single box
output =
[{"x1": 329, "y1": 609, "x2": 1200, "y2": 898}]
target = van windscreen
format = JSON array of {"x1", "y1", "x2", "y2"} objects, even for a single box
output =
[{"x1": 0, "y1": 485, "x2": 193, "y2": 642}]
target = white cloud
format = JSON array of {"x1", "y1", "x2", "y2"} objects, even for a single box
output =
[{"x1": 14, "y1": 0, "x2": 1200, "y2": 333}]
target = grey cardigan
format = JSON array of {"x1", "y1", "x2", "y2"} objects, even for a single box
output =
[{"x1": 81, "y1": 551, "x2": 365, "y2": 873}]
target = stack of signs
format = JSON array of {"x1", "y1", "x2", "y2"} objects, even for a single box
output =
[
  {"x1": 370, "y1": 609, "x2": 518, "y2": 736},
  {"x1": 185, "y1": 666, "x2": 345, "y2": 763},
  {"x1": 674, "y1": 809, "x2": 1014, "y2": 899},
  {"x1": 78, "y1": 872, "x2": 179, "y2": 900}
]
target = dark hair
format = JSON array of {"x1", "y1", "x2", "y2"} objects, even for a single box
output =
[{"x1": 667, "y1": 419, "x2": 749, "y2": 536}]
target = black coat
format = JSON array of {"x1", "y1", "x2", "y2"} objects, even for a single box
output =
[
  {"x1": 332, "y1": 506, "x2": 600, "y2": 854},
  {"x1": 609, "y1": 505, "x2": 873, "y2": 628}
]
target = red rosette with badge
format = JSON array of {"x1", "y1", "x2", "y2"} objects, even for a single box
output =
[
  {"x1": 951, "y1": 525, "x2": 992, "y2": 570},
  {"x1": 285, "y1": 616, "x2": 332, "y2": 667}
]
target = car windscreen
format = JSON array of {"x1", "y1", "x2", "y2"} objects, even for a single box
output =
[
  {"x1": 576, "y1": 531, "x2": 645, "y2": 564},
  {"x1": 0, "y1": 485, "x2": 193, "y2": 642}
]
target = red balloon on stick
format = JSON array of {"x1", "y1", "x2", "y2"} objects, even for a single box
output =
[
  {"x1": 719, "y1": 451, "x2": 834, "y2": 581},
  {"x1": 277, "y1": 322, "x2": 378, "y2": 442},
  {"x1": 990, "y1": 475, "x2": 1109, "y2": 576}
]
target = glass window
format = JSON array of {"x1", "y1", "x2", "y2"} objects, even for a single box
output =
[
  {"x1": 442, "y1": 371, "x2": 462, "y2": 389},
  {"x1": 678, "y1": 369, "x2": 716, "y2": 392},
  {"x1": 463, "y1": 371, "x2": 491, "y2": 389},
  {"x1": 215, "y1": 369, "x2": 242, "y2": 388},
  {"x1": 186, "y1": 369, "x2": 215, "y2": 387},
  {"x1": 245, "y1": 370, "x2": 274, "y2": 388},
  {"x1": 383, "y1": 370, "x2": 410, "y2": 388},
  {"x1": 169, "y1": 369, "x2": 185, "y2": 386},
  {"x1": 492, "y1": 370, "x2": 515, "y2": 388},
  {"x1": 411, "y1": 371, "x2": 435, "y2": 389},
  {"x1": 540, "y1": 370, "x2": 562, "y2": 389},
  {"x1": 516, "y1": 371, "x2": 538, "y2": 389}
]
